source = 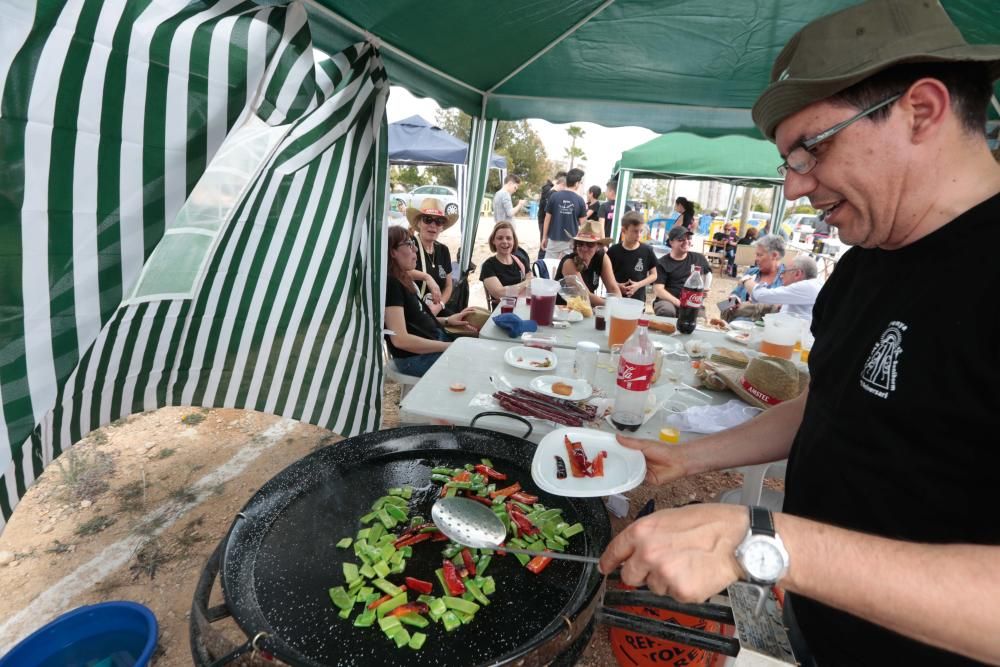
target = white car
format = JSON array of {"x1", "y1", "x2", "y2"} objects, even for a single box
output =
[{"x1": 393, "y1": 185, "x2": 460, "y2": 217}]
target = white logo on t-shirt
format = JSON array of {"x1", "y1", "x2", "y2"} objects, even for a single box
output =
[
  {"x1": 860, "y1": 321, "x2": 906, "y2": 399},
  {"x1": 634, "y1": 258, "x2": 644, "y2": 273}
]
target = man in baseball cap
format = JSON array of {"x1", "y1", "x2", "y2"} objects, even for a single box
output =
[{"x1": 601, "y1": 2, "x2": 1000, "y2": 665}]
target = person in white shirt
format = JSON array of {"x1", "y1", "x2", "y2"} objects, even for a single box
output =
[{"x1": 742, "y1": 254, "x2": 822, "y2": 320}]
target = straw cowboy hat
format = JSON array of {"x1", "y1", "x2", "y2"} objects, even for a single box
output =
[
  {"x1": 406, "y1": 198, "x2": 459, "y2": 230},
  {"x1": 707, "y1": 355, "x2": 808, "y2": 410},
  {"x1": 444, "y1": 306, "x2": 490, "y2": 336},
  {"x1": 571, "y1": 220, "x2": 612, "y2": 246}
]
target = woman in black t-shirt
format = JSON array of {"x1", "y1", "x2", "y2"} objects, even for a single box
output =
[
  {"x1": 406, "y1": 198, "x2": 456, "y2": 316},
  {"x1": 479, "y1": 222, "x2": 531, "y2": 310},
  {"x1": 385, "y1": 226, "x2": 478, "y2": 377},
  {"x1": 554, "y1": 220, "x2": 621, "y2": 306},
  {"x1": 674, "y1": 196, "x2": 695, "y2": 232}
]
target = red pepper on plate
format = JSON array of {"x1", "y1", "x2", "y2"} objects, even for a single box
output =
[
  {"x1": 442, "y1": 559, "x2": 466, "y2": 595},
  {"x1": 591, "y1": 450, "x2": 607, "y2": 477},
  {"x1": 564, "y1": 437, "x2": 589, "y2": 478},
  {"x1": 453, "y1": 470, "x2": 472, "y2": 482},
  {"x1": 526, "y1": 555, "x2": 553, "y2": 574},
  {"x1": 474, "y1": 464, "x2": 508, "y2": 480},
  {"x1": 463, "y1": 492, "x2": 494, "y2": 507},
  {"x1": 386, "y1": 601, "x2": 430, "y2": 618},
  {"x1": 507, "y1": 505, "x2": 539, "y2": 535},
  {"x1": 404, "y1": 577, "x2": 434, "y2": 595},
  {"x1": 431, "y1": 531, "x2": 450, "y2": 542},
  {"x1": 510, "y1": 491, "x2": 538, "y2": 505},
  {"x1": 461, "y1": 548, "x2": 477, "y2": 576}
]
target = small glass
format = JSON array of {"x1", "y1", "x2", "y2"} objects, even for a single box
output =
[
  {"x1": 499, "y1": 296, "x2": 516, "y2": 314},
  {"x1": 593, "y1": 305, "x2": 606, "y2": 331}
]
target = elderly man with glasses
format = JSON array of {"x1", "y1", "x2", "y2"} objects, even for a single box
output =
[{"x1": 600, "y1": 1, "x2": 1000, "y2": 665}]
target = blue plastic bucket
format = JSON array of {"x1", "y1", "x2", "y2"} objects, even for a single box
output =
[{"x1": 0, "y1": 601, "x2": 157, "y2": 667}]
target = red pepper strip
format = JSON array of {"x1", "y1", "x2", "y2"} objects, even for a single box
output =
[
  {"x1": 393, "y1": 532, "x2": 431, "y2": 548},
  {"x1": 462, "y1": 492, "x2": 494, "y2": 507},
  {"x1": 367, "y1": 585, "x2": 408, "y2": 610},
  {"x1": 490, "y1": 481, "x2": 522, "y2": 499},
  {"x1": 474, "y1": 464, "x2": 508, "y2": 481},
  {"x1": 510, "y1": 491, "x2": 538, "y2": 505},
  {"x1": 453, "y1": 470, "x2": 472, "y2": 482},
  {"x1": 507, "y1": 505, "x2": 539, "y2": 535},
  {"x1": 386, "y1": 601, "x2": 430, "y2": 618},
  {"x1": 442, "y1": 559, "x2": 466, "y2": 595},
  {"x1": 461, "y1": 548, "x2": 477, "y2": 577},
  {"x1": 431, "y1": 531, "x2": 450, "y2": 542},
  {"x1": 526, "y1": 555, "x2": 553, "y2": 574},
  {"x1": 564, "y1": 437, "x2": 589, "y2": 478},
  {"x1": 404, "y1": 577, "x2": 434, "y2": 595},
  {"x1": 591, "y1": 450, "x2": 607, "y2": 477}
]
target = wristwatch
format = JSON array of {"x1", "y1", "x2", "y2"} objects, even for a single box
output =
[{"x1": 734, "y1": 506, "x2": 790, "y2": 585}]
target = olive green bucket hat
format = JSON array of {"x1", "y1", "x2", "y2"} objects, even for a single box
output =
[{"x1": 752, "y1": 0, "x2": 1000, "y2": 141}]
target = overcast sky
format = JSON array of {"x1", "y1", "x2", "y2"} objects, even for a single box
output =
[{"x1": 386, "y1": 86, "x2": 660, "y2": 190}]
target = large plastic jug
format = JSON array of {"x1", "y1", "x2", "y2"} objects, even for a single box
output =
[
  {"x1": 607, "y1": 296, "x2": 645, "y2": 347},
  {"x1": 760, "y1": 313, "x2": 800, "y2": 359},
  {"x1": 529, "y1": 278, "x2": 559, "y2": 326}
]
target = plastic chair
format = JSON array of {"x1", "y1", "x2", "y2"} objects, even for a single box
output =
[
  {"x1": 382, "y1": 338, "x2": 420, "y2": 399},
  {"x1": 734, "y1": 244, "x2": 757, "y2": 271}
]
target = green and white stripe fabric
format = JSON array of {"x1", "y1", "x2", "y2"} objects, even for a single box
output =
[{"x1": 0, "y1": 0, "x2": 389, "y2": 529}]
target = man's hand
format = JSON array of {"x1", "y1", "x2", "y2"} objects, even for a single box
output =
[
  {"x1": 599, "y1": 503, "x2": 748, "y2": 601},
  {"x1": 616, "y1": 434, "x2": 690, "y2": 485},
  {"x1": 427, "y1": 281, "x2": 442, "y2": 304},
  {"x1": 621, "y1": 280, "x2": 638, "y2": 297}
]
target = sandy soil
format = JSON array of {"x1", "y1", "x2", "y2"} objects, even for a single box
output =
[{"x1": 0, "y1": 214, "x2": 772, "y2": 666}]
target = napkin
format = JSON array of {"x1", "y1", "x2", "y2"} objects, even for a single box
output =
[
  {"x1": 492, "y1": 313, "x2": 538, "y2": 338},
  {"x1": 665, "y1": 400, "x2": 761, "y2": 434}
]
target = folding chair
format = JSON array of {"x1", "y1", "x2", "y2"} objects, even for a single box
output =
[{"x1": 382, "y1": 337, "x2": 420, "y2": 400}]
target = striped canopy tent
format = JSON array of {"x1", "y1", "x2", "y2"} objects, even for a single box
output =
[
  {"x1": 612, "y1": 132, "x2": 787, "y2": 238},
  {"x1": 3, "y1": 0, "x2": 1000, "y2": 528}
]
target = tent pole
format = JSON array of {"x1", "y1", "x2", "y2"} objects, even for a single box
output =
[
  {"x1": 723, "y1": 186, "x2": 736, "y2": 224},
  {"x1": 459, "y1": 113, "x2": 499, "y2": 276},
  {"x1": 611, "y1": 170, "x2": 632, "y2": 242}
]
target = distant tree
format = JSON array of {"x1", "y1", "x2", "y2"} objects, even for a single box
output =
[
  {"x1": 565, "y1": 125, "x2": 586, "y2": 169},
  {"x1": 390, "y1": 165, "x2": 427, "y2": 190}
]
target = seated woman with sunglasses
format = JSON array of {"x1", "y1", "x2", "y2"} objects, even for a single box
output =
[
  {"x1": 385, "y1": 226, "x2": 479, "y2": 377},
  {"x1": 405, "y1": 198, "x2": 457, "y2": 316},
  {"x1": 479, "y1": 221, "x2": 532, "y2": 310},
  {"x1": 554, "y1": 220, "x2": 621, "y2": 306}
]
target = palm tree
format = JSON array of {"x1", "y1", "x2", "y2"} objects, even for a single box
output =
[{"x1": 565, "y1": 125, "x2": 585, "y2": 169}]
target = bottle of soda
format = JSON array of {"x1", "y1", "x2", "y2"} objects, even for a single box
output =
[
  {"x1": 611, "y1": 318, "x2": 655, "y2": 431},
  {"x1": 677, "y1": 265, "x2": 705, "y2": 335}
]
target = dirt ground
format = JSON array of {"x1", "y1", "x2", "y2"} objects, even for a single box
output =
[{"x1": 0, "y1": 214, "x2": 776, "y2": 666}]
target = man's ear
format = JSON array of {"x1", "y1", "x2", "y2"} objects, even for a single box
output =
[{"x1": 902, "y1": 78, "x2": 951, "y2": 144}]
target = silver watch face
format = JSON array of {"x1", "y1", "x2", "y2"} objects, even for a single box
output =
[{"x1": 740, "y1": 536, "x2": 786, "y2": 582}]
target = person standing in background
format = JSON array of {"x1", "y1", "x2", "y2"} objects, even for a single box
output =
[
  {"x1": 493, "y1": 174, "x2": 525, "y2": 224},
  {"x1": 599, "y1": 178, "x2": 633, "y2": 238},
  {"x1": 541, "y1": 167, "x2": 587, "y2": 261},
  {"x1": 608, "y1": 211, "x2": 658, "y2": 303},
  {"x1": 586, "y1": 185, "x2": 601, "y2": 220},
  {"x1": 673, "y1": 196, "x2": 695, "y2": 232},
  {"x1": 537, "y1": 171, "x2": 566, "y2": 255}
]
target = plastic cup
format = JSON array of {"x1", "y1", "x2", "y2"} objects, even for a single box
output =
[
  {"x1": 607, "y1": 297, "x2": 644, "y2": 347},
  {"x1": 593, "y1": 306, "x2": 606, "y2": 331},
  {"x1": 499, "y1": 297, "x2": 516, "y2": 314},
  {"x1": 529, "y1": 278, "x2": 559, "y2": 326},
  {"x1": 760, "y1": 313, "x2": 800, "y2": 360}
]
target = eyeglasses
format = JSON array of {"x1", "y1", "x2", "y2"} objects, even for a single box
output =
[
  {"x1": 777, "y1": 93, "x2": 902, "y2": 178},
  {"x1": 575, "y1": 241, "x2": 598, "y2": 248},
  {"x1": 395, "y1": 239, "x2": 417, "y2": 250},
  {"x1": 421, "y1": 216, "x2": 447, "y2": 226}
]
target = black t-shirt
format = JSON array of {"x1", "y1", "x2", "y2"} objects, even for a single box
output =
[
  {"x1": 598, "y1": 200, "x2": 633, "y2": 238},
  {"x1": 554, "y1": 251, "x2": 604, "y2": 304},
  {"x1": 384, "y1": 276, "x2": 442, "y2": 359},
  {"x1": 607, "y1": 242, "x2": 658, "y2": 302},
  {"x1": 784, "y1": 192, "x2": 1000, "y2": 666},
  {"x1": 545, "y1": 190, "x2": 586, "y2": 242},
  {"x1": 537, "y1": 182, "x2": 553, "y2": 226},
  {"x1": 587, "y1": 200, "x2": 600, "y2": 221},
  {"x1": 414, "y1": 238, "x2": 452, "y2": 293},
  {"x1": 653, "y1": 252, "x2": 711, "y2": 300}
]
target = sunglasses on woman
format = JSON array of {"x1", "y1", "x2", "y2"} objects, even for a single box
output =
[{"x1": 421, "y1": 216, "x2": 447, "y2": 226}]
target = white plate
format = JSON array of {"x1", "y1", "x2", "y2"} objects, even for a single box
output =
[
  {"x1": 529, "y1": 375, "x2": 592, "y2": 401},
  {"x1": 728, "y1": 320, "x2": 756, "y2": 333},
  {"x1": 503, "y1": 345, "x2": 558, "y2": 372},
  {"x1": 531, "y1": 428, "x2": 646, "y2": 497},
  {"x1": 552, "y1": 307, "x2": 583, "y2": 323},
  {"x1": 726, "y1": 330, "x2": 753, "y2": 345}
]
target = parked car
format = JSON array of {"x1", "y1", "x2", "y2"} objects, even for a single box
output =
[
  {"x1": 779, "y1": 213, "x2": 821, "y2": 240},
  {"x1": 393, "y1": 185, "x2": 460, "y2": 217}
]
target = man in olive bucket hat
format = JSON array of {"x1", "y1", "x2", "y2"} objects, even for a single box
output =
[{"x1": 600, "y1": 2, "x2": 1000, "y2": 664}]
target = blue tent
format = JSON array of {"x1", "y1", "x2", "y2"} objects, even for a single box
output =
[{"x1": 388, "y1": 115, "x2": 507, "y2": 168}]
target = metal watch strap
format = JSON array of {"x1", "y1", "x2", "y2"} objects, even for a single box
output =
[{"x1": 748, "y1": 505, "x2": 775, "y2": 537}]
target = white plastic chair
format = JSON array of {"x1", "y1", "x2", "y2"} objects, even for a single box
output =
[{"x1": 382, "y1": 336, "x2": 420, "y2": 400}]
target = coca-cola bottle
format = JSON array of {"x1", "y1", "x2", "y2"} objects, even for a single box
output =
[
  {"x1": 677, "y1": 265, "x2": 705, "y2": 335},
  {"x1": 611, "y1": 318, "x2": 655, "y2": 431}
]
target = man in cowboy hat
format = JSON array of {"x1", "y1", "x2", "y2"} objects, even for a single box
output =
[
  {"x1": 553, "y1": 219, "x2": 621, "y2": 306},
  {"x1": 600, "y1": 1, "x2": 1000, "y2": 664},
  {"x1": 405, "y1": 198, "x2": 459, "y2": 315},
  {"x1": 651, "y1": 226, "x2": 713, "y2": 317}
]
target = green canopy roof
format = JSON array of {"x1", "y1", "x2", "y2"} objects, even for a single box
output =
[
  {"x1": 306, "y1": 0, "x2": 1000, "y2": 136},
  {"x1": 615, "y1": 132, "x2": 785, "y2": 187}
]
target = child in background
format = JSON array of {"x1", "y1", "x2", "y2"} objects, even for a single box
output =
[{"x1": 724, "y1": 223, "x2": 739, "y2": 276}]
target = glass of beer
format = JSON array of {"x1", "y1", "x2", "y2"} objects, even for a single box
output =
[
  {"x1": 759, "y1": 313, "x2": 800, "y2": 360},
  {"x1": 607, "y1": 297, "x2": 644, "y2": 347}
]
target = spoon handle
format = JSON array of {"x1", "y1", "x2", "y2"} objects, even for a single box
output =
[{"x1": 482, "y1": 546, "x2": 600, "y2": 565}]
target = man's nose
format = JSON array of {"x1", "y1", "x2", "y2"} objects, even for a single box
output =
[{"x1": 781, "y1": 169, "x2": 817, "y2": 201}]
